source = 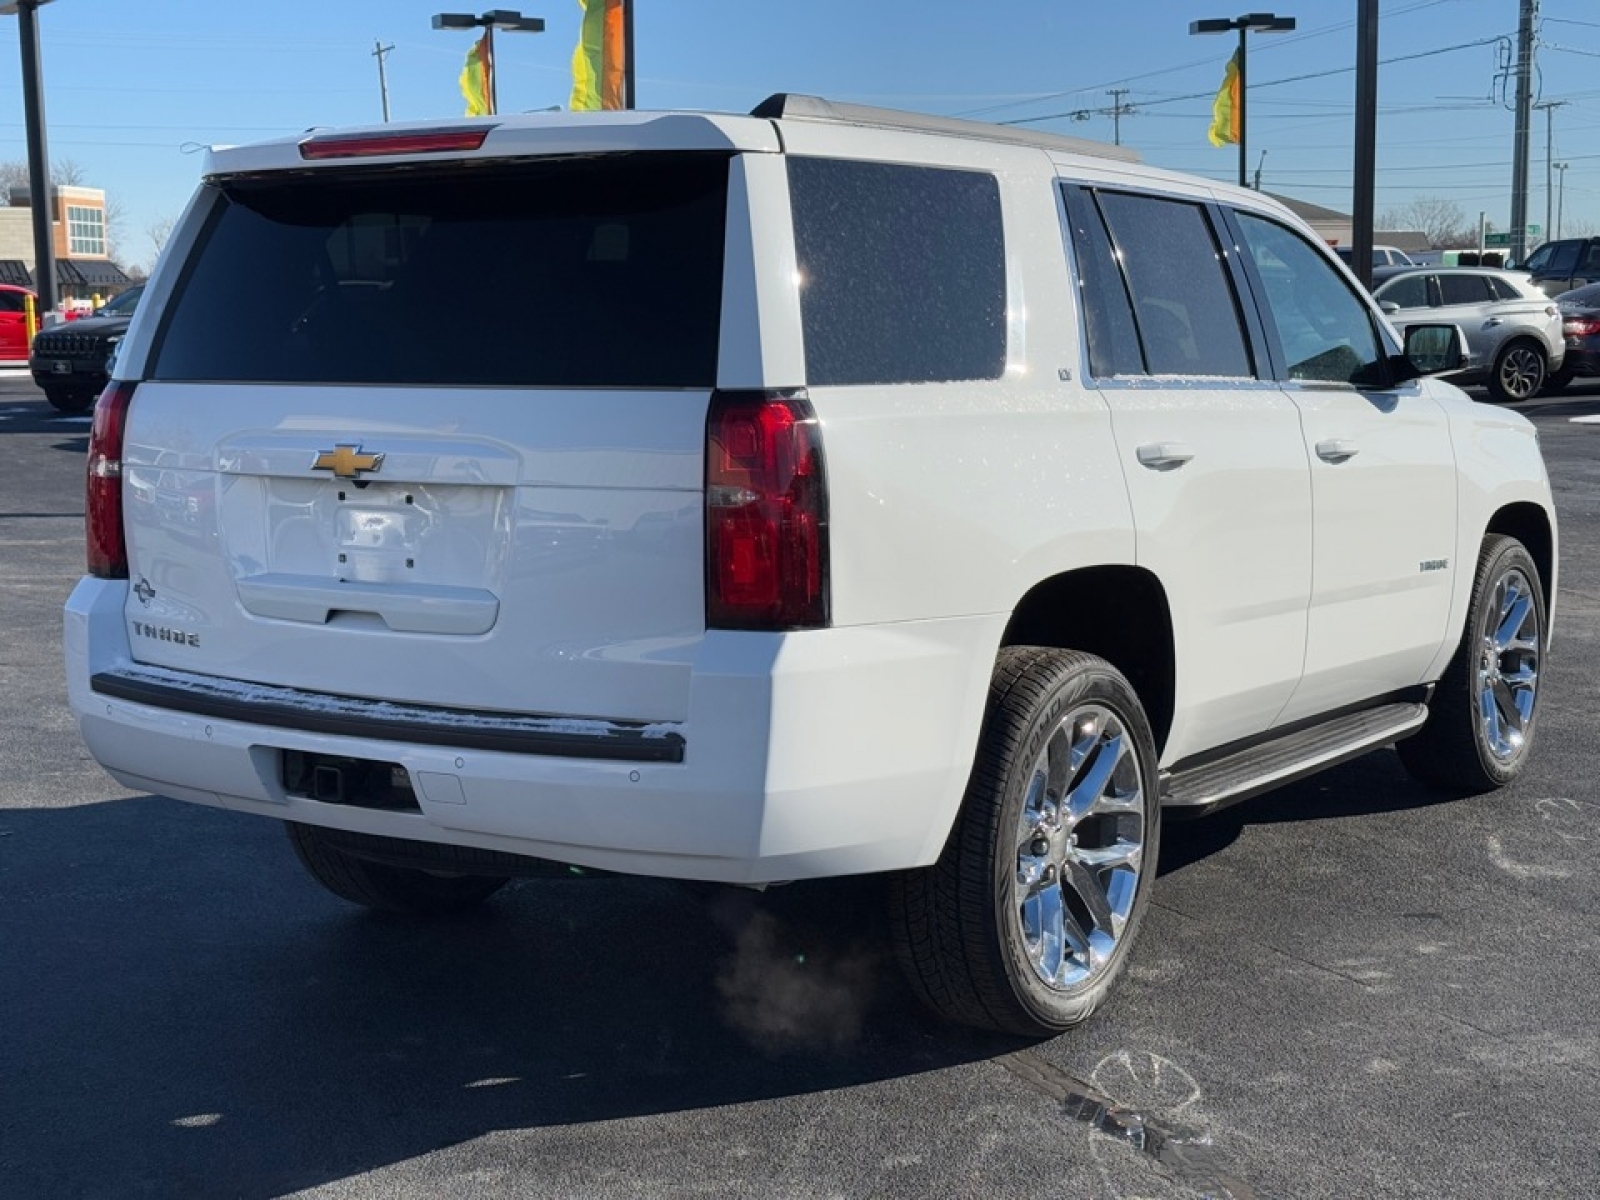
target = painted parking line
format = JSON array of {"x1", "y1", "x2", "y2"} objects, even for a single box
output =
[{"x1": 1570, "y1": 415, "x2": 1600, "y2": 424}]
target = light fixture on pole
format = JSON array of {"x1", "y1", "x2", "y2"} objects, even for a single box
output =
[
  {"x1": 432, "y1": 9, "x2": 545, "y2": 115},
  {"x1": 1190, "y1": 11, "x2": 1297, "y2": 190},
  {"x1": 0, "y1": 0, "x2": 57, "y2": 314},
  {"x1": 1555, "y1": 162, "x2": 1570, "y2": 240}
]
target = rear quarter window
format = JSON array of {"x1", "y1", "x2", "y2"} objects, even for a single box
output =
[
  {"x1": 149, "y1": 153, "x2": 730, "y2": 388},
  {"x1": 788, "y1": 157, "x2": 1006, "y2": 386}
]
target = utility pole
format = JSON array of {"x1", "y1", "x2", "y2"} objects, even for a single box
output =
[
  {"x1": 1, "y1": 0, "x2": 57, "y2": 314},
  {"x1": 1105, "y1": 88, "x2": 1134, "y2": 146},
  {"x1": 1351, "y1": 0, "x2": 1379, "y2": 289},
  {"x1": 1509, "y1": 0, "x2": 1538, "y2": 264},
  {"x1": 372, "y1": 39, "x2": 395, "y2": 122},
  {"x1": 1533, "y1": 98, "x2": 1566, "y2": 247}
]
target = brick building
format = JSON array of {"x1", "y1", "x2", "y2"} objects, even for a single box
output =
[{"x1": 0, "y1": 183, "x2": 132, "y2": 309}]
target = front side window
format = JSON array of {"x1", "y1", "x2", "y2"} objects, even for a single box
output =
[
  {"x1": 1094, "y1": 191, "x2": 1254, "y2": 378},
  {"x1": 789, "y1": 157, "x2": 1005, "y2": 386},
  {"x1": 1377, "y1": 275, "x2": 1430, "y2": 310},
  {"x1": 1541, "y1": 241, "x2": 1581, "y2": 276},
  {"x1": 1234, "y1": 212, "x2": 1383, "y2": 385},
  {"x1": 152, "y1": 154, "x2": 729, "y2": 387}
]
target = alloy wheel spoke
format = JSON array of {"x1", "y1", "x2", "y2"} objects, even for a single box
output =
[
  {"x1": 1067, "y1": 732, "x2": 1124, "y2": 821},
  {"x1": 1495, "y1": 594, "x2": 1533, "y2": 650},
  {"x1": 1063, "y1": 858, "x2": 1115, "y2": 935},
  {"x1": 1492, "y1": 679, "x2": 1526, "y2": 732},
  {"x1": 1070, "y1": 839, "x2": 1142, "y2": 873}
]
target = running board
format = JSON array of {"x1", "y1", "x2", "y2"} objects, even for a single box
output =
[{"x1": 1161, "y1": 701, "x2": 1429, "y2": 816}]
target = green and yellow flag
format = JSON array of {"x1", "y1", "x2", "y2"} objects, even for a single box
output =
[
  {"x1": 460, "y1": 32, "x2": 492, "y2": 116},
  {"x1": 571, "y1": 0, "x2": 626, "y2": 111},
  {"x1": 1208, "y1": 50, "x2": 1240, "y2": 147}
]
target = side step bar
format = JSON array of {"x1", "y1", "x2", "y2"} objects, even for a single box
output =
[{"x1": 1162, "y1": 701, "x2": 1429, "y2": 817}]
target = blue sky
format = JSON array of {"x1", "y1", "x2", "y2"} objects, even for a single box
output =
[{"x1": 0, "y1": 0, "x2": 1596, "y2": 270}]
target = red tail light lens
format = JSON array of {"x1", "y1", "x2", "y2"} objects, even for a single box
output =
[
  {"x1": 1563, "y1": 315, "x2": 1600, "y2": 337},
  {"x1": 298, "y1": 126, "x2": 494, "y2": 159},
  {"x1": 86, "y1": 382, "x2": 135, "y2": 579},
  {"x1": 705, "y1": 389, "x2": 829, "y2": 630}
]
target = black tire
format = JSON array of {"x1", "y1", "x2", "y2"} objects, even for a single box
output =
[
  {"x1": 1398, "y1": 535, "x2": 1547, "y2": 794},
  {"x1": 889, "y1": 647, "x2": 1160, "y2": 1037},
  {"x1": 1487, "y1": 339, "x2": 1546, "y2": 404},
  {"x1": 1540, "y1": 364, "x2": 1573, "y2": 395},
  {"x1": 286, "y1": 822, "x2": 510, "y2": 915},
  {"x1": 43, "y1": 387, "x2": 93, "y2": 414}
]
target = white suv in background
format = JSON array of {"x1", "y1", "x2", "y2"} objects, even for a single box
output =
[{"x1": 66, "y1": 96, "x2": 1557, "y2": 1038}]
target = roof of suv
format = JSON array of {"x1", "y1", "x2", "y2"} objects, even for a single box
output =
[{"x1": 205, "y1": 94, "x2": 1145, "y2": 181}]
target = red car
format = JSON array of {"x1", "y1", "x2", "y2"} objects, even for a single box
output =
[{"x1": 0, "y1": 283, "x2": 39, "y2": 360}]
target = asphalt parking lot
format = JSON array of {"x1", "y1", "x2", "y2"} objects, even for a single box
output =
[{"x1": 2, "y1": 373, "x2": 1598, "y2": 1200}]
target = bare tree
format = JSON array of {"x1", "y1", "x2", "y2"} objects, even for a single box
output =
[
  {"x1": 1379, "y1": 196, "x2": 1470, "y2": 247},
  {"x1": 146, "y1": 213, "x2": 176, "y2": 261},
  {"x1": 0, "y1": 156, "x2": 92, "y2": 201}
]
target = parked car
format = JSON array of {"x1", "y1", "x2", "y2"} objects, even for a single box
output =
[
  {"x1": 29, "y1": 284, "x2": 144, "y2": 412},
  {"x1": 0, "y1": 282, "x2": 39, "y2": 360},
  {"x1": 1542, "y1": 281, "x2": 1600, "y2": 392},
  {"x1": 65, "y1": 96, "x2": 1557, "y2": 1038},
  {"x1": 1335, "y1": 244, "x2": 1416, "y2": 269},
  {"x1": 1514, "y1": 236, "x2": 1600, "y2": 297},
  {"x1": 1369, "y1": 266, "x2": 1563, "y2": 402}
]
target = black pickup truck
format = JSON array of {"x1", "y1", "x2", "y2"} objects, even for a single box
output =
[{"x1": 1518, "y1": 237, "x2": 1600, "y2": 298}]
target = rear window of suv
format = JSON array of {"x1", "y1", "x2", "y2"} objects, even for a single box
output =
[{"x1": 150, "y1": 153, "x2": 730, "y2": 388}]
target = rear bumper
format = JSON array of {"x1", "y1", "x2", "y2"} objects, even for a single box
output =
[{"x1": 66, "y1": 577, "x2": 1000, "y2": 883}]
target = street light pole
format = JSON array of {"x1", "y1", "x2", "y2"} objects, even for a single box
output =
[
  {"x1": 1555, "y1": 162, "x2": 1569, "y2": 240},
  {"x1": 1, "y1": 0, "x2": 57, "y2": 314},
  {"x1": 432, "y1": 9, "x2": 546, "y2": 115},
  {"x1": 1190, "y1": 12, "x2": 1296, "y2": 190}
]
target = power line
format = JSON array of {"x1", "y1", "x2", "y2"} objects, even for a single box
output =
[{"x1": 1000, "y1": 34, "x2": 1509, "y2": 127}]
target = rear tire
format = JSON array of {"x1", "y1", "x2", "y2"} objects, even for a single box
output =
[
  {"x1": 43, "y1": 386, "x2": 93, "y2": 413},
  {"x1": 1398, "y1": 535, "x2": 1546, "y2": 793},
  {"x1": 889, "y1": 648, "x2": 1160, "y2": 1037},
  {"x1": 1487, "y1": 340, "x2": 1546, "y2": 404},
  {"x1": 1540, "y1": 364, "x2": 1573, "y2": 395},
  {"x1": 286, "y1": 822, "x2": 510, "y2": 915}
]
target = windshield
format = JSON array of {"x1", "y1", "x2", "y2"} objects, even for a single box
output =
[{"x1": 99, "y1": 286, "x2": 142, "y2": 317}]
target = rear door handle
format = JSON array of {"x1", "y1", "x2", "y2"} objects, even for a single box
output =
[
  {"x1": 1136, "y1": 442, "x2": 1195, "y2": 470},
  {"x1": 1315, "y1": 438, "x2": 1359, "y2": 463}
]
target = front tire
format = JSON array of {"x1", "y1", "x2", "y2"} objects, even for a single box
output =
[
  {"x1": 1487, "y1": 340, "x2": 1547, "y2": 404},
  {"x1": 43, "y1": 386, "x2": 93, "y2": 413},
  {"x1": 1398, "y1": 535, "x2": 1546, "y2": 793},
  {"x1": 890, "y1": 648, "x2": 1160, "y2": 1037},
  {"x1": 286, "y1": 822, "x2": 510, "y2": 915}
]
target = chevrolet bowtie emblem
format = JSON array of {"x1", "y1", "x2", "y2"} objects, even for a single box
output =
[{"x1": 311, "y1": 444, "x2": 385, "y2": 479}]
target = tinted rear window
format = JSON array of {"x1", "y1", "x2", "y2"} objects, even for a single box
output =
[
  {"x1": 151, "y1": 154, "x2": 729, "y2": 387},
  {"x1": 789, "y1": 157, "x2": 1006, "y2": 386}
]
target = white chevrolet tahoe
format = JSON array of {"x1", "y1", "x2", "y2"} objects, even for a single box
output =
[{"x1": 65, "y1": 96, "x2": 1557, "y2": 1037}]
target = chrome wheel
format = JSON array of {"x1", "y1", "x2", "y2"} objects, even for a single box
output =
[
  {"x1": 1474, "y1": 565, "x2": 1541, "y2": 762},
  {"x1": 1013, "y1": 704, "x2": 1146, "y2": 991},
  {"x1": 1494, "y1": 343, "x2": 1545, "y2": 402}
]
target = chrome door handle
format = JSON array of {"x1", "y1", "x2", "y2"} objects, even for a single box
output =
[
  {"x1": 1136, "y1": 442, "x2": 1195, "y2": 470},
  {"x1": 1315, "y1": 438, "x2": 1359, "y2": 463}
]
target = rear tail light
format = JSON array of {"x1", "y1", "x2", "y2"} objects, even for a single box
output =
[
  {"x1": 1563, "y1": 315, "x2": 1600, "y2": 337},
  {"x1": 86, "y1": 382, "x2": 135, "y2": 579},
  {"x1": 298, "y1": 126, "x2": 494, "y2": 159},
  {"x1": 705, "y1": 389, "x2": 829, "y2": 630}
]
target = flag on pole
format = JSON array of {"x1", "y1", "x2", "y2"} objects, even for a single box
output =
[
  {"x1": 460, "y1": 32, "x2": 493, "y2": 116},
  {"x1": 1208, "y1": 50, "x2": 1240, "y2": 147},
  {"x1": 571, "y1": 0, "x2": 626, "y2": 111}
]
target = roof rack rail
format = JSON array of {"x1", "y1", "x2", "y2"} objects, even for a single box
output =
[{"x1": 750, "y1": 93, "x2": 1140, "y2": 164}]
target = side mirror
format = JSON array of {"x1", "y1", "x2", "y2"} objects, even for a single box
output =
[
  {"x1": 1389, "y1": 323, "x2": 1466, "y2": 383},
  {"x1": 1379, "y1": 301, "x2": 1400, "y2": 315}
]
